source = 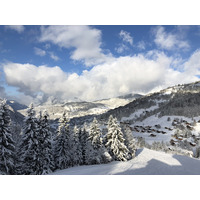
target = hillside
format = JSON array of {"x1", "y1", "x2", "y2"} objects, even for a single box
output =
[
  {"x1": 51, "y1": 148, "x2": 200, "y2": 175},
  {"x1": 101, "y1": 81, "x2": 200, "y2": 120}
]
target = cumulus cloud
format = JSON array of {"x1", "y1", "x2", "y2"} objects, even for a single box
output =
[
  {"x1": 5, "y1": 25, "x2": 25, "y2": 33},
  {"x1": 153, "y1": 26, "x2": 190, "y2": 50},
  {"x1": 119, "y1": 30, "x2": 133, "y2": 45},
  {"x1": 34, "y1": 47, "x2": 46, "y2": 56},
  {"x1": 39, "y1": 25, "x2": 113, "y2": 66},
  {"x1": 3, "y1": 50, "x2": 200, "y2": 103}
]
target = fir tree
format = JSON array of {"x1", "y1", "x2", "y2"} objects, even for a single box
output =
[
  {"x1": 36, "y1": 110, "x2": 55, "y2": 174},
  {"x1": 105, "y1": 116, "x2": 129, "y2": 161},
  {"x1": 54, "y1": 112, "x2": 72, "y2": 170},
  {"x1": 85, "y1": 135, "x2": 96, "y2": 165},
  {"x1": 124, "y1": 127, "x2": 136, "y2": 159},
  {"x1": 86, "y1": 117, "x2": 112, "y2": 164},
  {"x1": 71, "y1": 125, "x2": 82, "y2": 166},
  {"x1": 79, "y1": 123, "x2": 88, "y2": 165},
  {"x1": 17, "y1": 103, "x2": 40, "y2": 175},
  {"x1": 0, "y1": 99, "x2": 15, "y2": 175}
]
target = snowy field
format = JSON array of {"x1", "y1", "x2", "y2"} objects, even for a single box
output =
[{"x1": 50, "y1": 148, "x2": 200, "y2": 175}]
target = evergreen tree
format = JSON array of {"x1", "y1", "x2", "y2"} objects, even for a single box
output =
[
  {"x1": 107, "y1": 115, "x2": 114, "y2": 129},
  {"x1": 89, "y1": 118, "x2": 103, "y2": 149},
  {"x1": 85, "y1": 135, "x2": 96, "y2": 165},
  {"x1": 0, "y1": 99, "x2": 15, "y2": 175},
  {"x1": 79, "y1": 123, "x2": 88, "y2": 165},
  {"x1": 17, "y1": 103, "x2": 40, "y2": 175},
  {"x1": 124, "y1": 127, "x2": 136, "y2": 159},
  {"x1": 54, "y1": 112, "x2": 72, "y2": 170},
  {"x1": 36, "y1": 110, "x2": 55, "y2": 174},
  {"x1": 105, "y1": 116, "x2": 129, "y2": 161},
  {"x1": 71, "y1": 125, "x2": 82, "y2": 166},
  {"x1": 86, "y1": 117, "x2": 112, "y2": 165}
]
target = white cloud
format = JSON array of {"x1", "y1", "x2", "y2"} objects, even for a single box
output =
[
  {"x1": 3, "y1": 50, "x2": 200, "y2": 103},
  {"x1": 39, "y1": 25, "x2": 113, "y2": 66},
  {"x1": 183, "y1": 49, "x2": 200, "y2": 76},
  {"x1": 137, "y1": 41, "x2": 145, "y2": 50},
  {"x1": 34, "y1": 47, "x2": 46, "y2": 56},
  {"x1": 5, "y1": 25, "x2": 25, "y2": 33},
  {"x1": 49, "y1": 52, "x2": 59, "y2": 61},
  {"x1": 153, "y1": 26, "x2": 190, "y2": 50},
  {"x1": 115, "y1": 44, "x2": 129, "y2": 53},
  {"x1": 119, "y1": 30, "x2": 133, "y2": 46}
]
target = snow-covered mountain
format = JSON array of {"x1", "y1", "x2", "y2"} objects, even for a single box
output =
[
  {"x1": 16, "y1": 93, "x2": 141, "y2": 120},
  {"x1": 51, "y1": 148, "x2": 200, "y2": 175},
  {"x1": 7, "y1": 100, "x2": 28, "y2": 111}
]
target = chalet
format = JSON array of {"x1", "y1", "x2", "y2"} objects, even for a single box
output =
[
  {"x1": 149, "y1": 133, "x2": 156, "y2": 137},
  {"x1": 178, "y1": 137, "x2": 183, "y2": 140},
  {"x1": 189, "y1": 142, "x2": 196, "y2": 147},
  {"x1": 186, "y1": 125, "x2": 193, "y2": 130}
]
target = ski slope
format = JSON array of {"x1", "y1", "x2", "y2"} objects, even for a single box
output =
[{"x1": 51, "y1": 148, "x2": 200, "y2": 175}]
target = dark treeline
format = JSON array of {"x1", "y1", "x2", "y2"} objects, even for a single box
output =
[{"x1": 0, "y1": 100, "x2": 136, "y2": 175}]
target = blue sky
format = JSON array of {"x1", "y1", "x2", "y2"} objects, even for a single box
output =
[{"x1": 1, "y1": 25, "x2": 200, "y2": 104}]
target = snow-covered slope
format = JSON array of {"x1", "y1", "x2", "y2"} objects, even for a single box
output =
[
  {"x1": 51, "y1": 148, "x2": 200, "y2": 175},
  {"x1": 96, "y1": 81, "x2": 200, "y2": 149}
]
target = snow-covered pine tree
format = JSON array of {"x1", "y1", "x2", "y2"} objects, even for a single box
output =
[
  {"x1": 124, "y1": 127, "x2": 136, "y2": 159},
  {"x1": 102, "y1": 115, "x2": 113, "y2": 146},
  {"x1": 85, "y1": 118, "x2": 101, "y2": 165},
  {"x1": 79, "y1": 123, "x2": 88, "y2": 165},
  {"x1": 17, "y1": 103, "x2": 40, "y2": 175},
  {"x1": 71, "y1": 125, "x2": 82, "y2": 166},
  {"x1": 107, "y1": 115, "x2": 114, "y2": 129},
  {"x1": 89, "y1": 117, "x2": 103, "y2": 149},
  {"x1": 0, "y1": 99, "x2": 15, "y2": 175},
  {"x1": 36, "y1": 110, "x2": 55, "y2": 174},
  {"x1": 85, "y1": 134, "x2": 96, "y2": 165},
  {"x1": 105, "y1": 116, "x2": 129, "y2": 161},
  {"x1": 86, "y1": 117, "x2": 112, "y2": 164},
  {"x1": 54, "y1": 112, "x2": 72, "y2": 170}
]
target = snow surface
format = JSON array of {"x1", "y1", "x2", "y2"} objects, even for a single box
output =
[
  {"x1": 50, "y1": 148, "x2": 200, "y2": 175},
  {"x1": 121, "y1": 105, "x2": 159, "y2": 122}
]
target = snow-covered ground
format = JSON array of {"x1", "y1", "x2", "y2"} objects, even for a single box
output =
[
  {"x1": 50, "y1": 148, "x2": 200, "y2": 175},
  {"x1": 121, "y1": 105, "x2": 159, "y2": 122},
  {"x1": 122, "y1": 111, "x2": 200, "y2": 144},
  {"x1": 131, "y1": 115, "x2": 175, "y2": 144}
]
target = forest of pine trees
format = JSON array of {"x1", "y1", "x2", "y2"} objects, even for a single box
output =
[{"x1": 0, "y1": 100, "x2": 136, "y2": 175}]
